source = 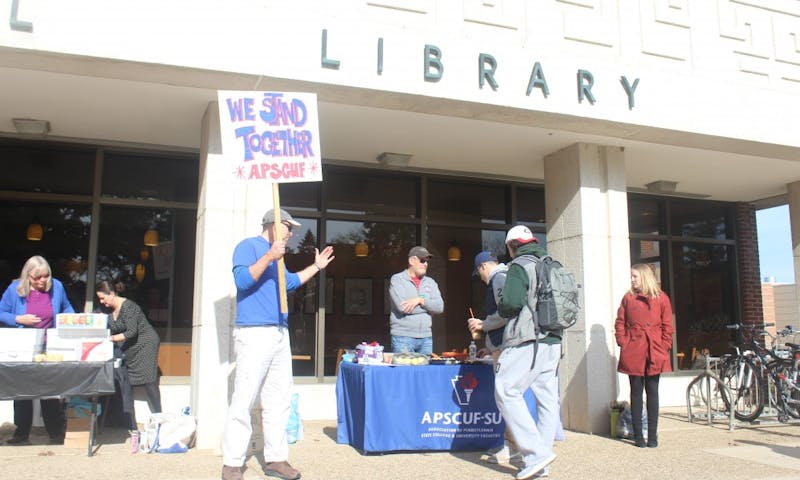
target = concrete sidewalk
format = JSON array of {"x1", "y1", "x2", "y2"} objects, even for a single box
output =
[{"x1": 2, "y1": 408, "x2": 799, "y2": 479}]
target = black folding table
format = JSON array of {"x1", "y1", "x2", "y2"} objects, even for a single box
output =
[{"x1": 0, "y1": 360, "x2": 115, "y2": 456}]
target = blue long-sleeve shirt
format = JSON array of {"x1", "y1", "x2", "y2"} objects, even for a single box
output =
[
  {"x1": 0, "y1": 278, "x2": 75, "y2": 327},
  {"x1": 232, "y1": 235, "x2": 300, "y2": 327}
]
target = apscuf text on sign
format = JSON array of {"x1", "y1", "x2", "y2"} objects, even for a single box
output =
[{"x1": 243, "y1": 161, "x2": 308, "y2": 181}]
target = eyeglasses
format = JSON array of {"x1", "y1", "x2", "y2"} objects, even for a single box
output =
[
  {"x1": 418, "y1": 257, "x2": 429, "y2": 264},
  {"x1": 29, "y1": 273, "x2": 50, "y2": 281},
  {"x1": 281, "y1": 222, "x2": 294, "y2": 232}
]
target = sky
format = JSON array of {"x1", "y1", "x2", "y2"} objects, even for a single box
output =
[{"x1": 756, "y1": 205, "x2": 794, "y2": 284}]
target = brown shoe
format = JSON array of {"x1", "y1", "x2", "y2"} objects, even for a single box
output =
[
  {"x1": 264, "y1": 461, "x2": 301, "y2": 480},
  {"x1": 221, "y1": 465, "x2": 243, "y2": 480}
]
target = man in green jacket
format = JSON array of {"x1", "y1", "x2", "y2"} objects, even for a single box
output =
[{"x1": 496, "y1": 225, "x2": 562, "y2": 480}]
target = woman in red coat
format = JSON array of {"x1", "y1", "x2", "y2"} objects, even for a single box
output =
[{"x1": 615, "y1": 263, "x2": 674, "y2": 448}]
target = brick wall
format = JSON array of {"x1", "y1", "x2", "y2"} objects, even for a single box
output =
[
  {"x1": 736, "y1": 203, "x2": 763, "y2": 326},
  {"x1": 761, "y1": 282, "x2": 775, "y2": 326}
]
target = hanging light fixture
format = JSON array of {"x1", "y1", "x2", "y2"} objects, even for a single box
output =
[
  {"x1": 355, "y1": 241, "x2": 369, "y2": 257},
  {"x1": 140, "y1": 246, "x2": 150, "y2": 262},
  {"x1": 26, "y1": 216, "x2": 43, "y2": 241},
  {"x1": 447, "y1": 243, "x2": 462, "y2": 262},
  {"x1": 135, "y1": 264, "x2": 146, "y2": 283},
  {"x1": 143, "y1": 227, "x2": 159, "y2": 246}
]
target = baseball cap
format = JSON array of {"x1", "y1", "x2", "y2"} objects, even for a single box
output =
[
  {"x1": 261, "y1": 208, "x2": 301, "y2": 227},
  {"x1": 472, "y1": 251, "x2": 498, "y2": 277},
  {"x1": 505, "y1": 225, "x2": 538, "y2": 244},
  {"x1": 408, "y1": 246, "x2": 433, "y2": 259}
]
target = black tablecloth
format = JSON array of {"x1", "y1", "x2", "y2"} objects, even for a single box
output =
[{"x1": 0, "y1": 361, "x2": 115, "y2": 401}]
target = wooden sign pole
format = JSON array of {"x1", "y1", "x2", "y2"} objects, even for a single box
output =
[{"x1": 272, "y1": 183, "x2": 289, "y2": 314}]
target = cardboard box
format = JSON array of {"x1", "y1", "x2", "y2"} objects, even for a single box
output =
[
  {"x1": 64, "y1": 417, "x2": 91, "y2": 449},
  {"x1": 81, "y1": 340, "x2": 113, "y2": 361},
  {"x1": 46, "y1": 329, "x2": 111, "y2": 362},
  {"x1": 0, "y1": 328, "x2": 45, "y2": 361}
]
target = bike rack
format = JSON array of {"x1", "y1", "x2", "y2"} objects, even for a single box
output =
[{"x1": 686, "y1": 355, "x2": 735, "y2": 431}]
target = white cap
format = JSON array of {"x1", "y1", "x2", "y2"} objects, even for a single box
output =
[{"x1": 505, "y1": 225, "x2": 537, "y2": 244}]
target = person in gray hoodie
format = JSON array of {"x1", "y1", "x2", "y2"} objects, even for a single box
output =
[{"x1": 387, "y1": 246, "x2": 444, "y2": 354}]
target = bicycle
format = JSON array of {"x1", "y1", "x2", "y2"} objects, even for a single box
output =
[{"x1": 719, "y1": 323, "x2": 800, "y2": 423}]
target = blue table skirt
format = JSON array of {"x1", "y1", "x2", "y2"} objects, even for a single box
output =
[{"x1": 336, "y1": 361, "x2": 538, "y2": 453}]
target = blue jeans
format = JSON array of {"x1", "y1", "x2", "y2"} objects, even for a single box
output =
[{"x1": 391, "y1": 335, "x2": 433, "y2": 355}]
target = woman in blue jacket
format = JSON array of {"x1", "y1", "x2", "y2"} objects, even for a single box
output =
[{"x1": 0, "y1": 255, "x2": 75, "y2": 445}]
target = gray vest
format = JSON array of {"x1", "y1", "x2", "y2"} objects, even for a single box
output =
[{"x1": 501, "y1": 255, "x2": 541, "y2": 348}]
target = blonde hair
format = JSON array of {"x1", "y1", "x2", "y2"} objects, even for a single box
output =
[
  {"x1": 17, "y1": 255, "x2": 53, "y2": 297},
  {"x1": 630, "y1": 263, "x2": 661, "y2": 298}
]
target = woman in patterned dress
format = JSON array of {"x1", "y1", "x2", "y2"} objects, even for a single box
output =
[{"x1": 95, "y1": 280, "x2": 161, "y2": 432}]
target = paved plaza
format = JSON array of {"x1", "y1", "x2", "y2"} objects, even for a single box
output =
[{"x1": 1, "y1": 408, "x2": 799, "y2": 479}]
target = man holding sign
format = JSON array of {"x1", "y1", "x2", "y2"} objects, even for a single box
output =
[{"x1": 221, "y1": 209, "x2": 334, "y2": 480}]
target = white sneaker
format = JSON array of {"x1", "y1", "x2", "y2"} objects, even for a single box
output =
[
  {"x1": 532, "y1": 466, "x2": 550, "y2": 478},
  {"x1": 516, "y1": 453, "x2": 556, "y2": 480},
  {"x1": 485, "y1": 442, "x2": 522, "y2": 464}
]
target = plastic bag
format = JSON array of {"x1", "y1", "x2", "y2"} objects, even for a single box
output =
[
  {"x1": 140, "y1": 408, "x2": 196, "y2": 453},
  {"x1": 66, "y1": 397, "x2": 101, "y2": 418},
  {"x1": 615, "y1": 403, "x2": 647, "y2": 439},
  {"x1": 286, "y1": 393, "x2": 304, "y2": 445}
]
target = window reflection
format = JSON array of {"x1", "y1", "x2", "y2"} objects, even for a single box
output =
[
  {"x1": 322, "y1": 220, "x2": 416, "y2": 375},
  {"x1": 95, "y1": 206, "x2": 196, "y2": 375},
  {"x1": 428, "y1": 179, "x2": 506, "y2": 224},
  {"x1": 102, "y1": 151, "x2": 198, "y2": 202},
  {"x1": 282, "y1": 217, "x2": 319, "y2": 377},
  {"x1": 629, "y1": 198, "x2": 662, "y2": 235},
  {"x1": 326, "y1": 168, "x2": 417, "y2": 217},
  {"x1": 670, "y1": 201, "x2": 730, "y2": 239},
  {"x1": 0, "y1": 142, "x2": 94, "y2": 195},
  {"x1": 0, "y1": 202, "x2": 91, "y2": 312},
  {"x1": 629, "y1": 195, "x2": 737, "y2": 371},
  {"x1": 672, "y1": 243, "x2": 734, "y2": 370},
  {"x1": 516, "y1": 188, "x2": 546, "y2": 228}
]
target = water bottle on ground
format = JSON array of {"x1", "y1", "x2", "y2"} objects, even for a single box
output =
[{"x1": 129, "y1": 430, "x2": 140, "y2": 454}]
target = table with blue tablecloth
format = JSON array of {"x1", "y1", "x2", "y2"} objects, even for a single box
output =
[{"x1": 336, "y1": 361, "x2": 540, "y2": 453}]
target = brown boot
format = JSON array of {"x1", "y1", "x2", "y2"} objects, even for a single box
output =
[
  {"x1": 264, "y1": 461, "x2": 301, "y2": 480},
  {"x1": 221, "y1": 465, "x2": 243, "y2": 480}
]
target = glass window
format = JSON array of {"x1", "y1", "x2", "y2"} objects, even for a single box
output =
[
  {"x1": 672, "y1": 243, "x2": 736, "y2": 370},
  {"x1": 516, "y1": 187, "x2": 546, "y2": 228},
  {"x1": 326, "y1": 168, "x2": 417, "y2": 217},
  {"x1": 629, "y1": 197, "x2": 663, "y2": 235},
  {"x1": 428, "y1": 179, "x2": 507, "y2": 224},
  {"x1": 282, "y1": 217, "x2": 320, "y2": 377},
  {"x1": 102, "y1": 151, "x2": 198, "y2": 202},
  {"x1": 630, "y1": 239, "x2": 667, "y2": 294},
  {"x1": 281, "y1": 182, "x2": 320, "y2": 213},
  {"x1": 670, "y1": 200, "x2": 730, "y2": 239},
  {"x1": 0, "y1": 142, "x2": 94, "y2": 195},
  {"x1": 426, "y1": 226, "x2": 509, "y2": 352},
  {"x1": 95, "y1": 206, "x2": 196, "y2": 375},
  {"x1": 0, "y1": 202, "x2": 91, "y2": 312},
  {"x1": 322, "y1": 220, "x2": 417, "y2": 375}
]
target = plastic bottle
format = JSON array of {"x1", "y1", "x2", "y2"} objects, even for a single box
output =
[{"x1": 468, "y1": 340, "x2": 477, "y2": 361}]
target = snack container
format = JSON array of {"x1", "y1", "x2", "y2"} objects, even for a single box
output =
[
  {"x1": 356, "y1": 342, "x2": 384, "y2": 365},
  {"x1": 392, "y1": 352, "x2": 429, "y2": 366},
  {"x1": 56, "y1": 313, "x2": 109, "y2": 329}
]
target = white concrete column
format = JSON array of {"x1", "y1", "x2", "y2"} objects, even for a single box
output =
[
  {"x1": 544, "y1": 143, "x2": 630, "y2": 434},
  {"x1": 191, "y1": 101, "x2": 276, "y2": 451},
  {"x1": 786, "y1": 181, "x2": 800, "y2": 329}
]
